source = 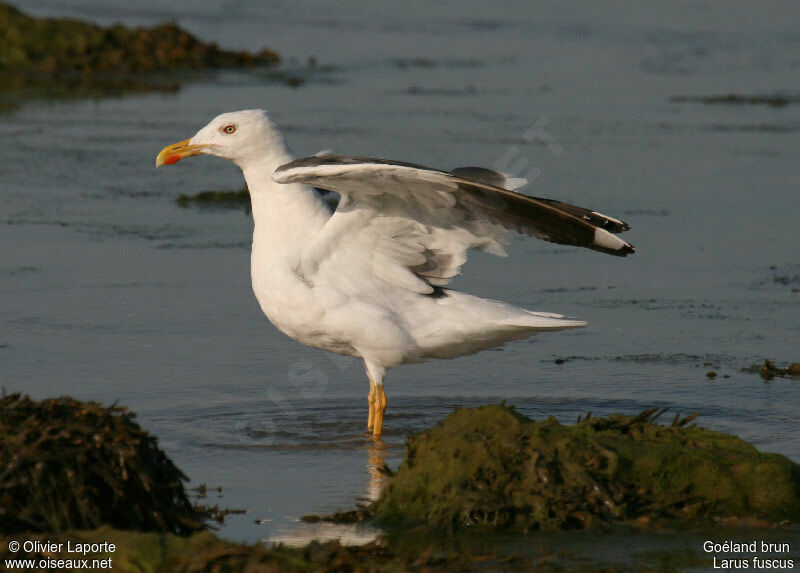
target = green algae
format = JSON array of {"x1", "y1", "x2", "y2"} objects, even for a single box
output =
[
  {"x1": 0, "y1": 392, "x2": 205, "y2": 535},
  {"x1": 0, "y1": 2, "x2": 282, "y2": 110},
  {"x1": 371, "y1": 405, "x2": 800, "y2": 531},
  {"x1": 0, "y1": 3, "x2": 278, "y2": 78}
]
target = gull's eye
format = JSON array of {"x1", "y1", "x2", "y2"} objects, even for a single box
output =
[{"x1": 221, "y1": 124, "x2": 237, "y2": 135}]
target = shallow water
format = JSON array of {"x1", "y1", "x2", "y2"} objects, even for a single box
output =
[{"x1": 3, "y1": 1, "x2": 800, "y2": 568}]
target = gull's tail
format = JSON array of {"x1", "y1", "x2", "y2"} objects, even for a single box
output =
[{"x1": 413, "y1": 290, "x2": 585, "y2": 360}]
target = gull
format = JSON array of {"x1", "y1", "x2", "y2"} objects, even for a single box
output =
[{"x1": 156, "y1": 109, "x2": 634, "y2": 438}]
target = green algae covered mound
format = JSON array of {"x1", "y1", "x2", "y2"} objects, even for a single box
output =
[
  {"x1": 0, "y1": 392, "x2": 204, "y2": 535},
  {"x1": 372, "y1": 405, "x2": 800, "y2": 531},
  {"x1": 0, "y1": 2, "x2": 278, "y2": 77}
]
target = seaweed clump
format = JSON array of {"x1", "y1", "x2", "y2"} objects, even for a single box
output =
[
  {"x1": 0, "y1": 392, "x2": 204, "y2": 535},
  {"x1": 174, "y1": 187, "x2": 338, "y2": 214},
  {"x1": 0, "y1": 2, "x2": 278, "y2": 77},
  {"x1": 670, "y1": 93, "x2": 800, "y2": 108},
  {"x1": 371, "y1": 404, "x2": 800, "y2": 531},
  {"x1": 175, "y1": 187, "x2": 251, "y2": 213},
  {"x1": 742, "y1": 359, "x2": 800, "y2": 381}
]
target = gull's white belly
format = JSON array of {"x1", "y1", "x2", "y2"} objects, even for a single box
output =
[{"x1": 250, "y1": 263, "x2": 414, "y2": 365}]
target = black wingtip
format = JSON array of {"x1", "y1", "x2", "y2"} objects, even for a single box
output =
[{"x1": 608, "y1": 243, "x2": 636, "y2": 257}]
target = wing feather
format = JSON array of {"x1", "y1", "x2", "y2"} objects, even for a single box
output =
[{"x1": 274, "y1": 155, "x2": 634, "y2": 295}]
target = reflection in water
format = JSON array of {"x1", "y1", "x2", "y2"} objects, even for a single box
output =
[
  {"x1": 0, "y1": 72, "x2": 182, "y2": 113},
  {"x1": 267, "y1": 521, "x2": 379, "y2": 548},
  {"x1": 264, "y1": 437, "x2": 389, "y2": 547},
  {"x1": 366, "y1": 438, "x2": 389, "y2": 502}
]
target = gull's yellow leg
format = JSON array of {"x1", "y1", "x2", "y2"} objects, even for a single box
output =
[
  {"x1": 367, "y1": 376, "x2": 377, "y2": 432},
  {"x1": 371, "y1": 384, "x2": 387, "y2": 439}
]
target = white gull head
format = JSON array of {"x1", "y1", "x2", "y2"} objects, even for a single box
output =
[{"x1": 156, "y1": 109, "x2": 288, "y2": 170}]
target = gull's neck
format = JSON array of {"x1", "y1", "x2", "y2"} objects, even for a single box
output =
[{"x1": 239, "y1": 143, "x2": 330, "y2": 262}]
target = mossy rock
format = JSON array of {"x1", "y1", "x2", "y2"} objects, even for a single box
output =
[
  {"x1": 0, "y1": 392, "x2": 205, "y2": 535},
  {"x1": 0, "y1": 2, "x2": 278, "y2": 77},
  {"x1": 371, "y1": 405, "x2": 800, "y2": 531}
]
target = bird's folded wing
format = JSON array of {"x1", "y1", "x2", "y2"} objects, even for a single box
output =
[{"x1": 273, "y1": 155, "x2": 634, "y2": 294}]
